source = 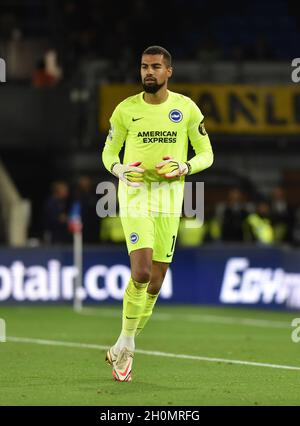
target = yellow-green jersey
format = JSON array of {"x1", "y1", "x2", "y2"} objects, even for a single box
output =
[{"x1": 102, "y1": 90, "x2": 213, "y2": 215}]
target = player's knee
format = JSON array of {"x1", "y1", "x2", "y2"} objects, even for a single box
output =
[{"x1": 132, "y1": 267, "x2": 151, "y2": 285}]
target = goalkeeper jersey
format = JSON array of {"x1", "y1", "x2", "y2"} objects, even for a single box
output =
[{"x1": 102, "y1": 90, "x2": 213, "y2": 214}]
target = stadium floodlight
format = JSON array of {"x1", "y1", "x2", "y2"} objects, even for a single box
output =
[{"x1": 68, "y1": 202, "x2": 83, "y2": 311}]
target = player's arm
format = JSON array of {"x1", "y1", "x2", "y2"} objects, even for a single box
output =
[
  {"x1": 156, "y1": 102, "x2": 213, "y2": 178},
  {"x1": 102, "y1": 105, "x2": 144, "y2": 187},
  {"x1": 180, "y1": 102, "x2": 214, "y2": 175},
  {"x1": 185, "y1": 101, "x2": 214, "y2": 175}
]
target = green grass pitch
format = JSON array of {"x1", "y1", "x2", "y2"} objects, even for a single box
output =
[{"x1": 1, "y1": 305, "x2": 300, "y2": 406}]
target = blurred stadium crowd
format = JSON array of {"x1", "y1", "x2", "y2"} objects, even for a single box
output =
[
  {"x1": 1, "y1": 0, "x2": 300, "y2": 249},
  {"x1": 1, "y1": 0, "x2": 300, "y2": 82},
  {"x1": 41, "y1": 177, "x2": 300, "y2": 247}
]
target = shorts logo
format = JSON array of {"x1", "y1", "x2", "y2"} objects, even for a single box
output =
[
  {"x1": 169, "y1": 109, "x2": 183, "y2": 123},
  {"x1": 130, "y1": 232, "x2": 139, "y2": 244}
]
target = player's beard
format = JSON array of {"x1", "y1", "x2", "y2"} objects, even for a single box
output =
[{"x1": 143, "y1": 79, "x2": 165, "y2": 93}]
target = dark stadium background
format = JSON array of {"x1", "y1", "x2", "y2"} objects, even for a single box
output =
[
  {"x1": 1, "y1": 0, "x2": 300, "y2": 304},
  {"x1": 2, "y1": 0, "x2": 300, "y2": 408},
  {"x1": 1, "y1": 0, "x2": 300, "y2": 247}
]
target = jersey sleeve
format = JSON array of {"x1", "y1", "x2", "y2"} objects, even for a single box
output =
[
  {"x1": 187, "y1": 101, "x2": 214, "y2": 175},
  {"x1": 102, "y1": 104, "x2": 128, "y2": 172}
]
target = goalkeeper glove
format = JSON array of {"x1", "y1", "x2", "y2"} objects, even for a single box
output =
[
  {"x1": 111, "y1": 162, "x2": 144, "y2": 187},
  {"x1": 156, "y1": 156, "x2": 190, "y2": 178}
]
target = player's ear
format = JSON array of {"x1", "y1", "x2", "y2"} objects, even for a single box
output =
[{"x1": 167, "y1": 67, "x2": 173, "y2": 78}]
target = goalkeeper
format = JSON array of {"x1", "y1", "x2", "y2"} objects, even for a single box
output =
[{"x1": 102, "y1": 45, "x2": 214, "y2": 382}]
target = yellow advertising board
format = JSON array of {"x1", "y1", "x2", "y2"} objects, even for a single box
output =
[{"x1": 99, "y1": 84, "x2": 300, "y2": 135}]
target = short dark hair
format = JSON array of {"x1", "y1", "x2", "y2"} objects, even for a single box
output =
[{"x1": 142, "y1": 46, "x2": 172, "y2": 67}]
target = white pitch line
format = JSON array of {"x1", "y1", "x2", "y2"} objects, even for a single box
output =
[
  {"x1": 185, "y1": 314, "x2": 289, "y2": 329},
  {"x1": 7, "y1": 336, "x2": 300, "y2": 372},
  {"x1": 78, "y1": 308, "x2": 290, "y2": 329}
]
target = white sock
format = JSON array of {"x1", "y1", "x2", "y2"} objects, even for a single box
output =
[{"x1": 113, "y1": 334, "x2": 135, "y2": 353}]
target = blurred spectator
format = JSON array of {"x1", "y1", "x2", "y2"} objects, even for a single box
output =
[
  {"x1": 270, "y1": 186, "x2": 293, "y2": 243},
  {"x1": 32, "y1": 49, "x2": 62, "y2": 88},
  {"x1": 32, "y1": 58, "x2": 56, "y2": 88},
  {"x1": 178, "y1": 215, "x2": 205, "y2": 247},
  {"x1": 244, "y1": 200, "x2": 275, "y2": 245},
  {"x1": 2, "y1": 0, "x2": 300, "y2": 83},
  {"x1": 203, "y1": 204, "x2": 221, "y2": 243},
  {"x1": 43, "y1": 181, "x2": 71, "y2": 244},
  {"x1": 44, "y1": 49, "x2": 63, "y2": 81},
  {"x1": 178, "y1": 206, "x2": 220, "y2": 247},
  {"x1": 100, "y1": 215, "x2": 125, "y2": 243},
  {"x1": 216, "y1": 187, "x2": 251, "y2": 242},
  {"x1": 73, "y1": 176, "x2": 100, "y2": 244}
]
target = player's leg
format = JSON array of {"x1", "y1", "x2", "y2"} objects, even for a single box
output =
[
  {"x1": 108, "y1": 247, "x2": 153, "y2": 381},
  {"x1": 130, "y1": 247, "x2": 152, "y2": 283},
  {"x1": 114, "y1": 247, "x2": 152, "y2": 353},
  {"x1": 136, "y1": 260, "x2": 169, "y2": 336},
  {"x1": 136, "y1": 215, "x2": 180, "y2": 337},
  {"x1": 106, "y1": 214, "x2": 155, "y2": 381}
]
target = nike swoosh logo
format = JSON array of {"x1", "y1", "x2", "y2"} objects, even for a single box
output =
[
  {"x1": 166, "y1": 253, "x2": 173, "y2": 257},
  {"x1": 126, "y1": 316, "x2": 137, "y2": 319},
  {"x1": 119, "y1": 361, "x2": 132, "y2": 377},
  {"x1": 132, "y1": 117, "x2": 143, "y2": 121}
]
